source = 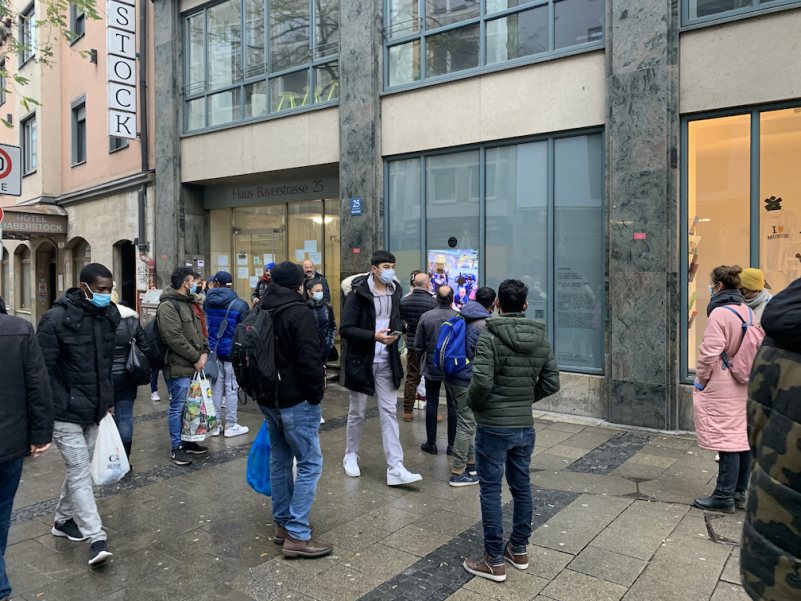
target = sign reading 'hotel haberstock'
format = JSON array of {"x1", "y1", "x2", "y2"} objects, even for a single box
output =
[{"x1": 106, "y1": 0, "x2": 137, "y2": 139}]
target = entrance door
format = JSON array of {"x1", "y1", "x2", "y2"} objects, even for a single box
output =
[
  {"x1": 120, "y1": 242, "x2": 136, "y2": 307},
  {"x1": 233, "y1": 205, "x2": 287, "y2": 302}
]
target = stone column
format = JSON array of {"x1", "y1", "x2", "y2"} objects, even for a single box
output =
[
  {"x1": 607, "y1": 0, "x2": 680, "y2": 429},
  {"x1": 337, "y1": 0, "x2": 384, "y2": 281}
]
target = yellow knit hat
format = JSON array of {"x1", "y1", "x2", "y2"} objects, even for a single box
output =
[{"x1": 740, "y1": 268, "x2": 764, "y2": 292}]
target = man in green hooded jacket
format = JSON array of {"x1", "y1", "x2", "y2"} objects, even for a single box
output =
[{"x1": 463, "y1": 279, "x2": 560, "y2": 583}]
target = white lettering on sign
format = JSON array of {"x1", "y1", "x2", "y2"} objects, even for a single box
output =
[{"x1": 107, "y1": 0, "x2": 137, "y2": 139}]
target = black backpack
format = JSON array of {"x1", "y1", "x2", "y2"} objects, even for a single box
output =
[
  {"x1": 231, "y1": 302, "x2": 299, "y2": 401},
  {"x1": 143, "y1": 298, "x2": 181, "y2": 371}
]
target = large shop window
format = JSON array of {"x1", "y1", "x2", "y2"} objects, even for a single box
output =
[
  {"x1": 387, "y1": 131, "x2": 604, "y2": 372},
  {"x1": 383, "y1": 0, "x2": 604, "y2": 90},
  {"x1": 183, "y1": 0, "x2": 340, "y2": 132},
  {"x1": 682, "y1": 0, "x2": 800, "y2": 26},
  {"x1": 683, "y1": 104, "x2": 801, "y2": 375}
]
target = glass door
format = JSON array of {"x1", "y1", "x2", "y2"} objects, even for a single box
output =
[
  {"x1": 325, "y1": 198, "x2": 341, "y2": 332},
  {"x1": 233, "y1": 205, "x2": 287, "y2": 302}
]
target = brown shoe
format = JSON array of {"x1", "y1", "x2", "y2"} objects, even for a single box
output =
[
  {"x1": 504, "y1": 543, "x2": 529, "y2": 570},
  {"x1": 463, "y1": 554, "x2": 506, "y2": 582},
  {"x1": 282, "y1": 534, "x2": 333, "y2": 558},
  {"x1": 274, "y1": 523, "x2": 314, "y2": 545},
  {"x1": 404, "y1": 412, "x2": 413, "y2": 422}
]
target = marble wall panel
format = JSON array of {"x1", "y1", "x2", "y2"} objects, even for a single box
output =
[{"x1": 611, "y1": 380, "x2": 667, "y2": 430}]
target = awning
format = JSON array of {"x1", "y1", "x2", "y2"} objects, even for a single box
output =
[{"x1": 1, "y1": 203, "x2": 68, "y2": 239}]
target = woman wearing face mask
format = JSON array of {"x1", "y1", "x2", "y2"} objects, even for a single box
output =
[
  {"x1": 306, "y1": 281, "x2": 337, "y2": 364},
  {"x1": 739, "y1": 268, "x2": 771, "y2": 327},
  {"x1": 693, "y1": 265, "x2": 752, "y2": 514}
]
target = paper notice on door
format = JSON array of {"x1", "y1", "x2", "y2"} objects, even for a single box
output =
[
  {"x1": 304, "y1": 240, "x2": 318, "y2": 253},
  {"x1": 255, "y1": 268, "x2": 262, "y2": 277},
  {"x1": 197, "y1": 259, "x2": 205, "y2": 267},
  {"x1": 218, "y1": 255, "x2": 229, "y2": 267},
  {"x1": 295, "y1": 249, "x2": 306, "y2": 261},
  {"x1": 263, "y1": 254, "x2": 274, "y2": 265},
  {"x1": 237, "y1": 267, "x2": 249, "y2": 279},
  {"x1": 249, "y1": 276, "x2": 259, "y2": 288},
  {"x1": 309, "y1": 252, "x2": 322, "y2": 265},
  {"x1": 237, "y1": 253, "x2": 248, "y2": 265}
]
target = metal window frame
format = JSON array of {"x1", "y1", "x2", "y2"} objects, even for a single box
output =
[
  {"x1": 182, "y1": 0, "x2": 340, "y2": 134},
  {"x1": 109, "y1": 136, "x2": 130, "y2": 154},
  {"x1": 382, "y1": 0, "x2": 605, "y2": 92},
  {"x1": 679, "y1": 99, "x2": 801, "y2": 383},
  {"x1": 19, "y1": 4, "x2": 36, "y2": 67},
  {"x1": 69, "y1": 3, "x2": 86, "y2": 43},
  {"x1": 20, "y1": 111, "x2": 36, "y2": 175},
  {"x1": 681, "y1": 0, "x2": 801, "y2": 28},
  {"x1": 384, "y1": 126, "x2": 605, "y2": 375},
  {"x1": 71, "y1": 94, "x2": 87, "y2": 167}
]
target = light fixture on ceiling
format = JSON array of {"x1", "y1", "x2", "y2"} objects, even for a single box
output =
[{"x1": 312, "y1": 217, "x2": 334, "y2": 224}]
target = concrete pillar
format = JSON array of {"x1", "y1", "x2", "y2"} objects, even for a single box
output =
[
  {"x1": 607, "y1": 0, "x2": 681, "y2": 429},
  {"x1": 337, "y1": 0, "x2": 384, "y2": 281}
]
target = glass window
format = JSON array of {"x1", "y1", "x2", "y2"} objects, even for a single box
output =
[
  {"x1": 19, "y1": 246, "x2": 31, "y2": 310},
  {"x1": 110, "y1": 136, "x2": 129, "y2": 152},
  {"x1": 324, "y1": 198, "x2": 341, "y2": 326},
  {"x1": 73, "y1": 240, "x2": 92, "y2": 287},
  {"x1": 388, "y1": 158, "x2": 422, "y2": 293},
  {"x1": 233, "y1": 205, "x2": 287, "y2": 301},
  {"x1": 684, "y1": 0, "x2": 790, "y2": 23},
  {"x1": 184, "y1": 0, "x2": 339, "y2": 132},
  {"x1": 73, "y1": 102, "x2": 87, "y2": 165},
  {"x1": 0, "y1": 70, "x2": 6, "y2": 107},
  {"x1": 70, "y1": 3, "x2": 86, "y2": 39},
  {"x1": 22, "y1": 116, "x2": 36, "y2": 174},
  {"x1": 20, "y1": 7, "x2": 35, "y2": 65},
  {"x1": 385, "y1": 0, "x2": 604, "y2": 89}
]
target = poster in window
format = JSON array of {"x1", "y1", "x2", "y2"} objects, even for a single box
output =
[{"x1": 427, "y1": 249, "x2": 479, "y2": 309}]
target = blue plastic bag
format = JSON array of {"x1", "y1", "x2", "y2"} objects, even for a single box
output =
[{"x1": 246, "y1": 422, "x2": 271, "y2": 496}]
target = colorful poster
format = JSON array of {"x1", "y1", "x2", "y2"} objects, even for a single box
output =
[{"x1": 427, "y1": 249, "x2": 479, "y2": 309}]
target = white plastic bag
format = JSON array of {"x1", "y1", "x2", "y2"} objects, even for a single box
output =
[{"x1": 90, "y1": 414, "x2": 130, "y2": 485}]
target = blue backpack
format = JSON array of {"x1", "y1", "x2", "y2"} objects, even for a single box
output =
[{"x1": 434, "y1": 315, "x2": 469, "y2": 375}]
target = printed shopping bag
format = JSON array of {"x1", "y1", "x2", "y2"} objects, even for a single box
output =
[
  {"x1": 90, "y1": 414, "x2": 131, "y2": 485},
  {"x1": 181, "y1": 371, "x2": 218, "y2": 442},
  {"x1": 246, "y1": 422, "x2": 272, "y2": 496}
]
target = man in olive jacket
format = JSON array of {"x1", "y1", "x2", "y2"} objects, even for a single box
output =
[
  {"x1": 463, "y1": 279, "x2": 560, "y2": 583},
  {"x1": 157, "y1": 267, "x2": 210, "y2": 466}
]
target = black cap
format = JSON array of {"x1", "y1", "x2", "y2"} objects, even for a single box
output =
[{"x1": 271, "y1": 261, "x2": 305, "y2": 290}]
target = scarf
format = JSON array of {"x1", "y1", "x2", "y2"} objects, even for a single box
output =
[
  {"x1": 191, "y1": 303, "x2": 208, "y2": 339},
  {"x1": 707, "y1": 288, "x2": 743, "y2": 317},
  {"x1": 263, "y1": 274, "x2": 271, "y2": 283},
  {"x1": 743, "y1": 289, "x2": 772, "y2": 311}
]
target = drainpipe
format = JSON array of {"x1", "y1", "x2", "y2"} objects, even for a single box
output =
[{"x1": 137, "y1": 0, "x2": 150, "y2": 254}]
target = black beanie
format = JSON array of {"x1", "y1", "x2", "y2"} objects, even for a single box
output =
[{"x1": 271, "y1": 261, "x2": 305, "y2": 290}]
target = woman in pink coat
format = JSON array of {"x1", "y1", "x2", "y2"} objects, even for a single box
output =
[{"x1": 693, "y1": 265, "x2": 752, "y2": 514}]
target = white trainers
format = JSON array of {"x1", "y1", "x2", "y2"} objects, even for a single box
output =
[
  {"x1": 210, "y1": 425, "x2": 222, "y2": 437},
  {"x1": 224, "y1": 424, "x2": 249, "y2": 438},
  {"x1": 320, "y1": 416, "x2": 326, "y2": 424},
  {"x1": 343, "y1": 453, "x2": 361, "y2": 477},
  {"x1": 151, "y1": 392, "x2": 160, "y2": 402},
  {"x1": 387, "y1": 463, "x2": 422, "y2": 486}
]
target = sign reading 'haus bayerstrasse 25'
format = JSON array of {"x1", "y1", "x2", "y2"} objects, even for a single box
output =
[{"x1": 107, "y1": 0, "x2": 137, "y2": 139}]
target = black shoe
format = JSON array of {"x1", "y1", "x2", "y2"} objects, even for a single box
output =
[
  {"x1": 734, "y1": 491, "x2": 746, "y2": 510},
  {"x1": 51, "y1": 518, "x2": 87, "y2": 542},
  {"x1": 183, "y1": 441, "x2": 208, "y2": 455},
  {"x1": 447, "y1": 445, "x2": 454, "y2": 456},
  {"x1": 171, "y1": 446, "x2": 193, "y2": 466},
  {"x1": 421, "y1": 442, "x2": 438, "y2": 455},
  {"x1": 693, "y1": 496, "x2": 735, "y2": 514},
  {"x1": 88, "y1": 540, "x2": 113, "y2": 565}
]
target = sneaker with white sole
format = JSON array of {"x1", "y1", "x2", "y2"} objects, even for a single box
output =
[
  {"x1": 449, "y1": 472, "x2": 479, "y2": 487},
  {"x1": 320, "y1": 416, "x2": 326, "y2": 424},
  {"x1": 343, "y1": 453, "x2": 361, "y2": 477},
  {"x1": 51, "y1": 518, "x2": 87, "y2": 542},
  {"x1": 151, "y1": 391, "x2": 160, "y2": 402},
  {"x1": 88, "y1": 540, "x2": 112, "y2": 565},
  {"x1": 210, "y1": 425, "x2": 222, "y2": 437},
  {"x1": 224, "y1": 424, "x2": 249, "y2": 438},
  {"x1": 464, "y1": 555, "x2": 506, "y2": 582},
  {"x1": 387, "y1": 463, "x2": 422, "y2": 486}
]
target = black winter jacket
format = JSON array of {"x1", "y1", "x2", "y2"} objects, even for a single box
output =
[
  {"x1": 414, "y1": 304, "x2": 458, "y2": 381},
  {"x1": 37, "y1": 289, "x2": 121, "y2": 425},
  {"x1": 0, "y1": 304, "x2": 53, "y2": 464},
  {"x1": 252, "y1": 278, "x2": 271, "y2": 303},
  {"x1": 112, "y1": 305, "x2": 155, "y2": 401},
  {"x1": 259, "y1": 284, "x2": 325, "y2": 408},
  {"x1": 399, "y1": 288, "x2": 437, "y2": 340},
  {"x1": 308, "y1": 299, "x2": 336, "y2": 361},
  {"x1": 340, "y1": 274, "x2": 404, "y2": 396}
]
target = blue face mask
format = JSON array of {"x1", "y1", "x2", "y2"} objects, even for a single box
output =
[
  {"x1": 312, "y1": 291, "x2": 324, "y2": 301},
  {"x1": 708, "y1": 285, "x2": 715, "y2": 297},
  {"x1": 85, "y1": 286, "x2": 112, "y2": 308},
  {"x1": 378, "y1": 269, "x2": 395, "y2": 284}
]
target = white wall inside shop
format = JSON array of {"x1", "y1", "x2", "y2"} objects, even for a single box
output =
[
  {"x1": 181, "y1": 107, "x2": 339, "y2": 183},
  {"x1": 680, "y1": 9, "x2": 801, "y2": 114},
  {"x1": 381, "y1": 51, "x2": 606, "y2": 156}
]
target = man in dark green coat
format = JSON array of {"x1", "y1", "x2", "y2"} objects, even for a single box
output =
[{"x1": 463, "y1": 279, "x2": 560, "y2": 583}]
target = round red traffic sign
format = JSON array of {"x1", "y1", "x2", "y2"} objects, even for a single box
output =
[
  {"x1": 0, "y1": 206, "x2": 4, "y2": 223},
  {"x1": 0, "y1": 148, "x2": 11, "y2": 179}
]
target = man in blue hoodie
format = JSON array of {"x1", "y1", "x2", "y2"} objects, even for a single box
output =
[
  {"x1": 204, "y1": 272, "x2": 250, "y2": 437},
  {"x1": 444, "y1": 287, "x2": 496, "y2": 487}
]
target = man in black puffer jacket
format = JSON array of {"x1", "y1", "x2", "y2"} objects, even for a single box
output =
[
  {"x1": 399, "y1": 272, "x2": 436, "y2": 420},
  {"x1": 36, "y1": 263, "x2": 120, "y2": 566}
]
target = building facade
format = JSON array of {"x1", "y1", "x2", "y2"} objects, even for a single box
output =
[{"x1": 0, "y1": 0, "x2": 156, "y2": 325}]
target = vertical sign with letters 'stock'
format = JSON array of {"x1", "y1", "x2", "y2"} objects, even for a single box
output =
[{"x1": 106, "y1": 0, "x2": 137, "y2": 139}]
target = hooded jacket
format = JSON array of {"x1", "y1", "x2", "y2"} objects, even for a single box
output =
[
  {"x1": 340, "y1": 273, "x2": 404, "y2": 396},
  {"x1": 204, "y1": 287, "x2": 250, "y2": 360},
  {"x1": 399, "y1": 288, "x2": 437, "y2": 340},
  {"x1": 157, "y1": 286, "x2": 210, "y2": 379},
  {"x1": 112, "y1": 304, "x2": 155, "y2": 401},
  {"x1": 740, "y1": 277, "x2": 801, "y2": 601},
  {"x1": 259, "y1": 284, "x2": 325, "y2": 408},
  {"x1": 446, "y1": 300, "x2": 492, "y2": 387},
  {"x1": 466, "y1": 313, "x2": 560, "y2": 428},
  {"x1": 37, "y1": 288, "x2": 121, "y2": 424},
  {"x1": 414, "y1": 304, "x2": 457, "y2": 381},
  {"x1": 0, "y1": 297, "x2": 53, "y2": 464}
]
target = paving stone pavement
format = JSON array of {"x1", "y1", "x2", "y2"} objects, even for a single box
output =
[{"x1": 3, "y1": 385, "x2": 751, "y2": 601}]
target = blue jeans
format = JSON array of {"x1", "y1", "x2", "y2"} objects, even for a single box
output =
[
  {"x1": 475, "y1": 425, "x2": 536, "y2": 563},
  {"x1": 0, "y1": 457, "x2": 24, "y2": 599},
  {"x1": 150, "y1": 369, "x2": 160, "y2": 393},
  {"x1": 259, "y1": 402, "x2": 323, "y2": 541},
  {"x1": 167, "y1": 377, "x2": 191, "y2": 449},
  {"x1": 714, "y1": 450, "x2": 752, "y2": 499},
  {"x1": 114, "y1": 399, "x2": 135, "y2": 444}
]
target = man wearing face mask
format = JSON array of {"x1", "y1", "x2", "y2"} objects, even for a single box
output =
[
  {"x1": 36, "y1": 263, "x2": 121, "y2": 566},
  {"x1": 157, "y1": 267, "x2": 210, "y2": 466},
  {"x1": 340, "y1": 251, "x2": 422, "y2": 486}
]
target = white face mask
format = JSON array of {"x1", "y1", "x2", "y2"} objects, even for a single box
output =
[
  {"x1": 312, "y1": 291, "x2": 324, "y2": 301},
  {"x1": 377, "y1": 269, "x2": 395, "y2": 284}
]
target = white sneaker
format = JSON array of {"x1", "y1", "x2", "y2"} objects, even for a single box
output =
[
  {"x1": 321, "y1": 416, "x2": 326, "y2": 424},
  {"x1": 414, "y1": 400, "x2": 422, "y2": 410},
  {"x1": 224, "y1": 424, "x2": 249, "y2": 438},
  {"x1": 211, "y1": 425, "x2": 222, "y2": 437},
  {"x1": 387, "y1": 463, "x2": 422, "y2": 486},
  {"x1": 222, "y1": 401, "x2": 226, "y2": 409},
  {"x1": 343, "y1": 453, "x2": 361, "y2": 477},
  {"x1": 151, "y1": 392, "x2": 160, "y2": 402}
]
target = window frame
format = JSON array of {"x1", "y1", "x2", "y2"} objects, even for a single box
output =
[
  {"x1": 0, "y1": 68, "x2": 6, "y2": 107},
  {"x1": 680, "y1": 99, "x2": 801, "y2": 383},
  {"x1": 18, "y1": 246, "x2": 31, "y2": 311},
  {"x1": 681, "y1": 0, "x2": 801, "y2": 28},
  {"x1": 71, "y1": 95, "x2": 87, "y2": 167},
  {"x1": 69, "y1": 3, "x2": 86, "y2": 42},
  {"x1": 182, "y1": 0, "x2": 341, "y2": 134},
  {"x1": 109, "y1": 136, "x2": 129, "y2": 153},
  {"x1": 382, "y1": 0, "x2": 605, "y2": 93},
  {"x1": 21, "y1": 113, "x2": 36, "y2": 175},
  {"x1": 385, "y1": 126, "x2": 606, "y2": 375},
  {"x1": 19, "y1": 4, "x2": 36, "y2": 67}
]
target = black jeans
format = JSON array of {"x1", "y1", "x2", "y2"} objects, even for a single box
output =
[
  {"x1": 425, "y1": 377, "x2": 456, "y2": 447},
  {"x1": 713, "y1": 450, "x2": 751, "y2": 499}
]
